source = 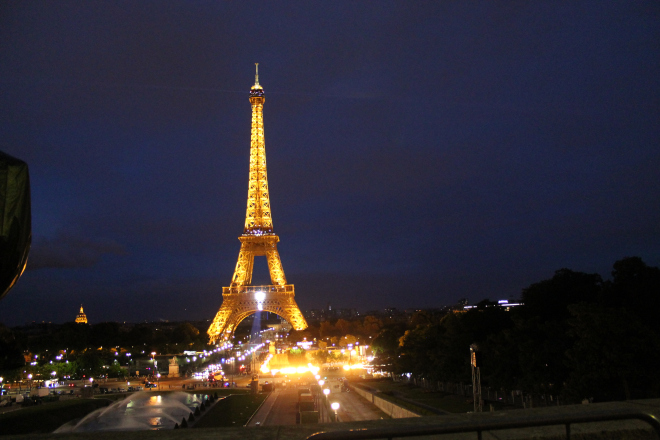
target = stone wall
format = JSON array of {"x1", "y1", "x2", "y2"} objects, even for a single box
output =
[{"x1": 351, "y1": 385, "x2": 420, "y2": 418}]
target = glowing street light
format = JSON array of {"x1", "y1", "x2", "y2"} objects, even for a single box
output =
[
  {"x1": 331, "y1": 402, "x2": 340, "y2": 422},
  {"x1": 322, "y1": 388, "x2": 331, "y2": 422}
]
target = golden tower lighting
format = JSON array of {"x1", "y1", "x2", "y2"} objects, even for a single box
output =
[
  {"x1": 208, "y1": 64, "x2": 308, "y2": 343},
  {"x1": 75, "y1": 304, "x2": 88, "y2": 324}
]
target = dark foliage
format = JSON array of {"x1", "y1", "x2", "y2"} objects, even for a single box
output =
[{"x1": 393, "y1": 257, "x2": 660, "y2": 403}]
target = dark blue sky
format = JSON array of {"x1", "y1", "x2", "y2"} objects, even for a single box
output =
[{"x1": 1, "y1": 1, "x2": 658, "y2": 326}]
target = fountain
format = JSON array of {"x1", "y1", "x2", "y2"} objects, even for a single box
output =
[{"x1": 55, "y1": 391, "x2": 209, "y2": 432}]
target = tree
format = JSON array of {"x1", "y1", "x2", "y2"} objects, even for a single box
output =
[
  {"x1": 287, "y1": 348, "x2": 307, "y2": 366},
  {"x1": 172, "y1": 323, "x2": 200, "y2": 345},
  {"x1": 319, "y1": 321, "x2": 336, "y2": 339},
  {"x1": 107, "y1": 360, "x2": 125, "y2": 378},
  {"x1": 360, "y1": 316, "x2": 383, "y2": 338},
  {"x1": 76, "y1": 350, "x2": 104, "y2": 378},
  {"x1": 371, "y1": 323, "x2": 407, "y2": 375},
  {"x1": 564, "y1": 303, "x2": 660, "y2": 401},
  {"x1": 311, "y1": 349, "x2": 328, "y2": 366},
  {"x1": 0, "y1": 324, "x2": 24, "y2": 371},
  {"x1": 520, "y1": 269, "x2": 602, "y2": 322},
  {"x1": 335, "y1": 319, "x2": 352, "y2": 336},
  {"x1": 607, "y1": 257, "x2": 660, "y2": 334},
  {"x1": 338, "y1": 334, "x2": 357, "y2": 348},
  {"x1": 91, "y1": 322, "x2": 121, "y2": 348}
]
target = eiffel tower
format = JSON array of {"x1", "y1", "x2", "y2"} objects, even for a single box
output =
[{"x1": 208, "y1": 65, "x2": 308, "y2": 343}]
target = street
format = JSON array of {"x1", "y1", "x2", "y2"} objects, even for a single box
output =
[{"x1": 247, "y1": 383, "x2": 388, "y2": 426}]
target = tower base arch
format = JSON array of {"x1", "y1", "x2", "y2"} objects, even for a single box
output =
[{"x1": 208, "y1": 285, "x2": 307, "y2": 344}]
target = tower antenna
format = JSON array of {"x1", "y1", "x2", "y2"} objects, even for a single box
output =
[{"x1": 255, "y1": 63, "x2": 259, "y2": 86}]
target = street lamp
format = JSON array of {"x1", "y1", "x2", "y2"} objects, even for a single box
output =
[
  {"x1": 331, "y1": 402, "x2": 340, "y2": 422},
  {"x1": 322, "y1": 388, "x2": 331, "y2": 422},
  {"x1": 151, "y1": 352, "x2": 157, "y2": 378}
]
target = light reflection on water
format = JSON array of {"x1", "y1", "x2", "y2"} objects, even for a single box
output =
[{"x1": 54, "y1": 391, "x2": 211, "y2": 432}]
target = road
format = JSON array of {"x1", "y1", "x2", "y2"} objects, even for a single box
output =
[
  {"x1": 247, "y1": 386, "x2": 387, "y2": 426},
  {"x1": 3, "y1": 375, "x2": 254, "y2": 399}
]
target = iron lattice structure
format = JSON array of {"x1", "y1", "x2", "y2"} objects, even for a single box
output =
[{"x1": 208, "y1": 66, "x2": 307, "y2": 343}]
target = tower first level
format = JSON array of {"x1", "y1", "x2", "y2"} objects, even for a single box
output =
[{"x1": 207, "y1": 65, "x2": 307, "y2": 343}]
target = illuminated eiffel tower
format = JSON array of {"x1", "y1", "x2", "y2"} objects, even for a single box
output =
[{"x1": 208, "y1": 65, "x2": 308, "y2": 343}]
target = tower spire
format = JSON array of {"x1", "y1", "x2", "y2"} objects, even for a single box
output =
[{"x1": 255, "y1": 63, "x2": 259, "y2": 86}]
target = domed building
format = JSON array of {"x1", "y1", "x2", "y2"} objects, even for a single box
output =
[{"x1": 75, "y1": 305, "x2": 88, "y2": 324}]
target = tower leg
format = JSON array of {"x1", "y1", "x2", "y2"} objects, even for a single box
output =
[
  {"x1": 231, "y1": 242, "x2": 255, "y2": 286},
  {"x1": 266, "y1": 245, "x2": 287, "y2": 286}
]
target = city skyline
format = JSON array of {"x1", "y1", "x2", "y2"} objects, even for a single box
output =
[{"x1": 0, "y1": 2, "x2": 658, "y2": 326}]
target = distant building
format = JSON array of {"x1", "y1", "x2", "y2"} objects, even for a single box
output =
[
  {"x1": 304, "y1": 309, "x2": 324, "y2": 321},
  {"x1": 463, "y1": 299, "x2": 522, "y2": 312},
  {"x1": 337, "y1": 308, "x2": 358, "y2": 319},
  {"x1": 75, "y1": 305, "x2": 88, "y2": 324}
]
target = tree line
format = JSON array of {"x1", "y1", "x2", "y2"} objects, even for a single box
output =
[
  {"x1": 0, "y1": 321, "x2": 208, "y2": 380},
  {"x1": 372, "y1": 257, "x2": 660, "y2": 403}
]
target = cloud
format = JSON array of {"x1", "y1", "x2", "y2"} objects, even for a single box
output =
[{"x1": 26, "y1": 234, "x2": 126, "y2": 270}]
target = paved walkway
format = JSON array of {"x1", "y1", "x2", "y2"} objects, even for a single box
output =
[
  {"x1": 331, "y1": 391, "x2": 389, "y2": 422},
  {"x1": 262, "y1": 388, "x2": 300, "y2": 426},
  {"x1": 246, "y1": 389, "x2": 282, "y2": 426}
]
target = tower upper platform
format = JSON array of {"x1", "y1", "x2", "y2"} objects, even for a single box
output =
[{"x1": 250, "y1": 63, "x2": 265, "y2": 100}]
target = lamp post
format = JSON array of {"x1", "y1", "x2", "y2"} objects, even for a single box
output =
[
  {"x1": 151, "y1": 352, "x2": 157, "y2": 380},
  {"x1": 470, "y1": 344, "x2": 482, "y2": 413},
  {"x1": 323, "y1": 388, "x2": 330, "y2": 422},
  {"x1": 330, "y1": 402, "x2": 340, "y2": 422}
]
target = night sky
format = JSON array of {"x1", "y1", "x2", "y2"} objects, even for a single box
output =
[{"x1": 1, "y1": 2, "x2": 658, "y2": 326}]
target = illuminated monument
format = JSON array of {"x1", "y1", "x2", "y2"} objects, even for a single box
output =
[
  {"x1": 75, "y1": 305, "x2": 88, "y2": 324},
  {"x1": 208, "y1": 65, "x2": 308, "y2": 343}
]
